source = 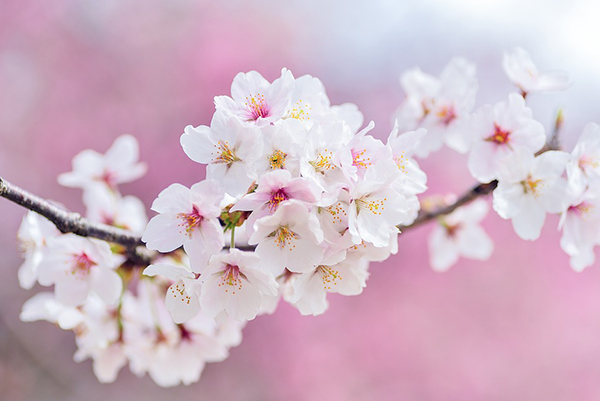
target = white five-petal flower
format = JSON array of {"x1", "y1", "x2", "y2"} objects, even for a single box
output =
[
  {"x1": 467, "y1": 93, "x2": 546, "y2": 183},
  {"x1": 142, "y1": 180, "x2": 224, "y2": 273},
  {"x1": 37, "y1": 234, "x2": 122, "y2": 306},
  {"x1": 493, "y1": 149, "x2": 570, "y2": 241},
  {"x1": 199, "y1": 249, "x2": 278, "y2": 321}
]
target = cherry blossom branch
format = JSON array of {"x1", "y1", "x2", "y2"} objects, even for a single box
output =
[{"x1": 0, "y1": 176, "x2": 153, "y2": 265}]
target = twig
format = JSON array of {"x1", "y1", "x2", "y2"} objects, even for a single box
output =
[
  {"x1": 400, "y1": 181, "x2": 498, "y2": 232},
  {"x1": 0, "y1": 176, "x2": 152, "y2": 266}
]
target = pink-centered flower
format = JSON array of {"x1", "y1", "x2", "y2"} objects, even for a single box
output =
[
  {"x1": 467, "y1": 93, "x2": 546, "y2": 183},
  {"x1": 214, "y1": 68, "x2": 294, "y2": 126},
  {"x1": 232, "y1": 169, "x2": 320, "y2": 233},
  {"x1": 37, "y1": 234, "x2": 121, "y2": 307},
  {"x1": 142, "y1": 180, "x2": 224, "y2": 273}
]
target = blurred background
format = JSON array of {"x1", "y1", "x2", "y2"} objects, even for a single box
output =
[{"x1": 1, "y1": 0, "x2": 600, "y2": 400}]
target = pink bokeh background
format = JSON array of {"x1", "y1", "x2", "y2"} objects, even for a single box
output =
[{"x1": 2, "y1": 1, "x2": 600, "y2": 400}]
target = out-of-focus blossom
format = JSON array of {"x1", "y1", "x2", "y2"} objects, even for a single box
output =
[
  {"x1": 37, "y1": 234, "x2": 121, "y2": 306},
  {"x1": 559, "y1": 185, "x2": 600, "y2": 272},
  {"x1": 58, "y1": 135, "x2": 147, "y2": 192},
  {"x1": 394, "y1": 57, "x2": 478, "y2": 157},
  {"x1": 503, "y1": 47, "x2": 571, "y2": 95},
  {"x1": 17, "y1": 211, "x2": 60, "y2": 289},
  {"x1": 566, "y1": 122, "x2": 600, "y2": 194},
  {"x1": 83, "y1": 185, "x2": 148, "y2": 234},
  {"x1": 428, "y1": 199, "x2": 494, "y2": 271}
]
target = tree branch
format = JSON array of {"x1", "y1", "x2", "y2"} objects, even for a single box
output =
[
  {"x1": 399, "y1": 181, "x2": 498, "y2": 232},
  {"x1": 0, "y1": 176, "x2": 152, "y2": 266}
]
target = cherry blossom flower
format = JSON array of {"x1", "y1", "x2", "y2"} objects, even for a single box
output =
[
  {"x1": 503, "y1": 47, "x2": 571, "y2": 96},
  {"x1": 493, "y1": 149, "x2": 570, "y2": 240},
  {"x1": 291, "y1": 252, "x2": 369, "y2": 316},
  {"x1": 387, "y1": 123, "x2": 427, "y2": 195},
  {"x1": 252, "y1": 122, "x2": 304, "y2": 177},
  {"x1": 17, "y1": 211, "x2": 60, "y2": 289},
  {"x1": 20, "y1": 292, "x2": 85, "y2": 330},
  {"x1": 232, "y1": 169, "x2": 320, "y2": 233},
  {"x1": 181, "y1": 111, "x2": 262, "y2": 197},
  {"x1": 144, "y1": 263, "x2": 202, "y2": 324},
  {"x1": 566, "y1": 122, "x2": 600, "y2": 194},
  {"x1": 58, "y1": 134, "x2": 147, "y2": 191},
  {"x1": 142, "y1": 180, "x2": 224, "y2": 273},
  {"x1": 339, "y1": 121, "x2": 391, "y2": 181},
  {"x1": 36, "y1": 234, "x2": 121, "y2": 306},
  {"x1": 300, "y1": 121, "x2": 352, "y2": 204},
  {"x1": 348, "y1": 159, "x2": 406, "y2": 247},
  {"x1": 249, "y1": 200, "x2": 324, "y2": 275},
  {"x1": 394, "y1": 57, "x2": 478, "y2": 157},
  {"x1": 121, "y1": 280, "x2": 238, "y2": 387},
  {"x1": 467, "y1": 93, "x2": 546, "y2": 183},
  {"x1": 428, "y1": 199, "x2": 494, "y2": 272},
  {"x1": 559, "y1": 187, "x2": 600, "y2": 272},
  {"x1": 199, "y1": 249, "x2": 279, "y2": 321},
  {"x1": 214, "y1": 68, "x2": 295, "y2": 126},
  {"x1": 83, "y1": 185, "x2": 148, "y2": 234}
]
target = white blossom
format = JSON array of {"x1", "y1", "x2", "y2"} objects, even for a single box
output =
[
  {"x1": 493, "y1": 149, "x2": 570, "y2": 240},
  {"x1": 503, "y1": 47, "x2": 571, "y2": 95},
  {"x1": 199, "y1": 249, "x2": 278, "y2": 321},
  {"x1": 249, "y1": 200, "x2": 324, "y2": 276},
  {"x1": 142, "y1": 180, "x2": 224, "y2": 273},
  {"x1": 181, "y1": 111, "x2": 262, "y2": 197},
  {"x1": 58, "y1": 134, "x2": 147, "y2": 191},
  {"x1": 37, "y1": 234, "x2": 122, "y2": 306},
  {"x1": 467, "y1": 93, "x2": 546, "y2": 183},
  {"x1": 428, "y1": 199, "x2": 494, "y2": 271}
]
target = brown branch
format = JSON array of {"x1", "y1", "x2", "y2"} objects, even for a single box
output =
[
  {"x1": 0, "y1": 176, "x2": 152, "y2": 266},
  {"x1": 400, "y1": 181, "x2": 498, "y2": 232}
]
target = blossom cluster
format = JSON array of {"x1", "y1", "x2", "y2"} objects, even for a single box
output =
[
  {"x1": 18, "y1": 136, "x2": 244, "y2": 386},
  {"x1": 397, "y1": 48, "x2": 600, "y2": 272},
  {"x1": 143, "y1": 68, "x2": 423, "y2": 321},
  {"x1": 14, "y1": 48, "x2": 600, "y2": 387}
]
